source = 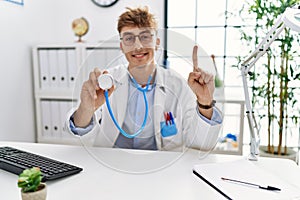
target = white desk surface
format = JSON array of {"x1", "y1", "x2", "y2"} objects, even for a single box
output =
[{"x1": 1, "y1": 141, "x2": 300, "y2": 200}]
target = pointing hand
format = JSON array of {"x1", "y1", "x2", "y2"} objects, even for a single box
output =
[{"x1": 188, "y1": 45, "x2": 215, "y2": 106}]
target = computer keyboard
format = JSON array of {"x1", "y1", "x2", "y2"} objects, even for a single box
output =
[{"x1": 0, "y1": 146, "x2": 83, "y2": 181}]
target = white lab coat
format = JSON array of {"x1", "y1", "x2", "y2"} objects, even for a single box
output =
[{"x1": 65, "y1": 65, "x2": 222, "y2": 151}]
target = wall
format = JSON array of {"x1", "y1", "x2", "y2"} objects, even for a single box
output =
[{"x1": 0, "y1": 0, "x2": 164, "y2": 142}]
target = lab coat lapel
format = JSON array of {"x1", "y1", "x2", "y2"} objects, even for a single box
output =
[
  {"x1": 154, "y1": 67, "x2": 167, "y2": 150},
  {"x1": 113, "y1": 67, "x2": 129, "y2": 129}
]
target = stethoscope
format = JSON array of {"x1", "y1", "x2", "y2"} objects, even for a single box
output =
[
  {"x1": 98, "y1": 69, "x2": 154, "y2": 139},
  {"x1": 97, "y1": 37, "x2": 163, "y2": 138}
]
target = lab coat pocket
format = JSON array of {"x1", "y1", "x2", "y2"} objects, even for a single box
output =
[
  {"x1": 160, "y1": 121, "x2": 178, "y2": 137},
  {"x1": 160, "y1": 118, "x2": 182, "y2": 150}
]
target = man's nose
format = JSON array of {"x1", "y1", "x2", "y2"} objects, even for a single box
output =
[{"x1": 133, "y1": 36, "x2": 143, "y2": 49}]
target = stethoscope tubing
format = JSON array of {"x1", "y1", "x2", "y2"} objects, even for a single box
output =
[{"x1": 103, "y1": 75, "x2": 152, "y2": 138}]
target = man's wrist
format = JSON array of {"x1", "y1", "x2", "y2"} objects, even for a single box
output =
[
  {"x1": 197, "y1": 100, "x2": 216, "y2": 109},
  {"x1": 73, "y1": 107, "x2": 94, "y2": 128}
]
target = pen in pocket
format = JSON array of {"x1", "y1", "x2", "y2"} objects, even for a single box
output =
[
  {"x1": 164, "y1": 112, "x2": 174, "y2": 125},
  {"x1": 169, "y1": 112, "x2": 174, "y2": 125}
]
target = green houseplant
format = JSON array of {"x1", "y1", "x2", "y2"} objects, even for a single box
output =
[
  {"x1": 211, "y1": 54, "x2": 224, "y2": 99},
  {"x1": 18, "y1": 167, "x2": 47, "y2": 200},
  {"x1": 235, "y1": 0, "x2": 300, "y2": 157}
]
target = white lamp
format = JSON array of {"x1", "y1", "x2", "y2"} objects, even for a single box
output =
[{"x1": 241, "y1": 5, "x2": 300, "y2": 161}]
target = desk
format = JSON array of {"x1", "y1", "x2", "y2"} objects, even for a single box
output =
[{"x1": 1, "y1": 142, "x2": 300, "y2": 200}]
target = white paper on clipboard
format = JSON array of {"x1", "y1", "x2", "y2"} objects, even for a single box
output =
[{"x1": 193, "y1": 159, "x2": 300, "y2": 200}]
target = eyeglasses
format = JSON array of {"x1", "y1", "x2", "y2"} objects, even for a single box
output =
[{"x1": 120, "y1": 32, "x2": 154, "y2": 46}]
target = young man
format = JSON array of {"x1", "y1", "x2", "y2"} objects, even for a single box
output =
[{"x1": 66, "y1": 7, "x2": 222, "y2": 151}]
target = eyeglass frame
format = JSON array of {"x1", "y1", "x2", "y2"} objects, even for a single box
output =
[{"x1": 120, "y1": 30, "x2": 155, "y2": 46}]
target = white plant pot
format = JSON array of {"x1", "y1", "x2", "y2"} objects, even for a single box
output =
[
  {"x1": 21, "y1": 183, "x2": 47, "y2": 200},
  {"x1": 259, "y1": 145, "x2": 298, "y2": 162}
]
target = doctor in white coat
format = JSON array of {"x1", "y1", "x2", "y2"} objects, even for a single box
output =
[{"x1": 66, "y1": 7, "x2": 223, "y2": 152}]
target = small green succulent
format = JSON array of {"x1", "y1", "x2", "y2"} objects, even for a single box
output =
[{"x1": 18, "y1": 167, "x2": 43, "y2": 193}]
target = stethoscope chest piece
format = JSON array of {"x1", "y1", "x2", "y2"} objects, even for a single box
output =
[{"x1": 98, "y1": 74, "x2": 114, "y2": 90}]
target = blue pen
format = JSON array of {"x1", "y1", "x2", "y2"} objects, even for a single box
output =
[{"x1": 169, "y1": 112, "x2": 174, "y2": 125}]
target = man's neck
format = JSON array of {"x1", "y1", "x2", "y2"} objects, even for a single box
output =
[{"x1": 128, "y1": 63, "x2": 156, "y2": 85}]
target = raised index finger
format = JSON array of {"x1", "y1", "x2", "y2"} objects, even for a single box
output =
[{"x1": 192, "y1": 45, "x2": 198, "y2": 72}]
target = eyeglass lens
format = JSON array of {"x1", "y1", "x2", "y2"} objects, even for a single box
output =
[{"x1": 122, "y1": 32, "x2": 153, "y2": 46}]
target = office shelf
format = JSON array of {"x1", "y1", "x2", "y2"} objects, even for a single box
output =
[
  {"x1": 32, "y1": 43, "x2": 121, "y2": 144},
  {"x1": 212, "y1": 98, "x2": 245, "y2": 155}
]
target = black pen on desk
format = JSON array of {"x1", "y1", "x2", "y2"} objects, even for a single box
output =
[{"x1": 221, "y1": 177, "x2": 281, "y2": 191}]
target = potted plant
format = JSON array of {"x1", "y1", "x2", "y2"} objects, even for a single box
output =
[
  {"x1": 18, "y1": 167, "x2": 47, "y2": 200},
  {"x1": 234, "y1": 0, "x2": 300, "y2": 159},
  {"x1": 211, "y1": 54, "x2": 224, "y2": 100}
]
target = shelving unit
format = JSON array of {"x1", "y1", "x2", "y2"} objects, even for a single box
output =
[
  {"x1": 32, "y1": 42, "x2": 121, "y2": 145},
  {"x1": 213, "y1": 99, "x2": 245, "y2": 155}
]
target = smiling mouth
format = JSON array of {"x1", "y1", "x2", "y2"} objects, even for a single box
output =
[{"x1": 132, "y1": 52, "x2": 148, "y2": 58}]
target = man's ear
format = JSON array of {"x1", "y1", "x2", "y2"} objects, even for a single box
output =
[
  {"x1": 120, "y1": 42, "x2": 124, "y2": 53},
  {"x1": 155, "y1": 38, "x2": 160, "y2": 50}
]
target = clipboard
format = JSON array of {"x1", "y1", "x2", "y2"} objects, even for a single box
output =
[{"x1": 193, "y1": 159, "x2": 300, "y2": 200}]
